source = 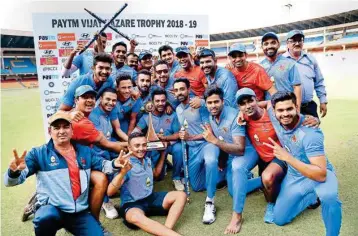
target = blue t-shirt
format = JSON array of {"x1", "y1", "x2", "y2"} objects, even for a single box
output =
[
  {"x1": 111, "y1": 64, "x2": 138, "y2": 84},
  {"x1": 283, "y1": 52, "x2": 327, "y2": 104},
  {"x1": 111, "y1": 97, "x2": 136, "y2": 134},
  {"x1": 209, "y1": 105, "x2": 253, "y2": 155},
  {"x1": 60, "y1": 72, "x2": 115, "y2": 108},
  {"x1": 137, "y1": 112, "x2": 180, "y2": 136},
  {"x1": 120, "y1": 156, "x2": 154, "y2": 205},
  {"x1": 267, "y1": 107, "x2": 333, "y2": 177},
  {"x1": 260, "y1": 54, "x2": 301, "y2": 100},
  {"x1": 170, "y1": 60, "x2": 181, "y2": 78},
  {"x1": 176, "y1": 103, "x2": 210, "y2": 147},
  {"x1": 72, "y1": 50, "x2": 94, "y2": 75},
  {"x1": 205, "y1": 67, "x2": 238, "y2": 107},
  {"x1": 88, "y1": 106, "x2": 113, "y2": 160}
]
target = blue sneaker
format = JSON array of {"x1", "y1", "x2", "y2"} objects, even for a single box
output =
[{"x1": 264, "y1": 203, "x2": 275, "y2": 224}]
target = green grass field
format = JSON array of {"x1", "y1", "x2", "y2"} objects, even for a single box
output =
[{"x1": 1, "y1": 88, "x2": 358, "y2": 236}]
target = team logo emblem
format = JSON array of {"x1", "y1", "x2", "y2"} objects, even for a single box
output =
[
  {"x1": 165, "y1": 119, "x2": 171, "y2": 124},
  {"x1": 291, "y1": 135, "x2": 297, "y2": 143},
  {"x1": 222, "y1": 127, "x2": 228, "y2": 133},
  {"x1": 146, "y1": 177, "x2": 151, "y2": 187},
  {"x1": 81, "y1": 157, "x2": 86, "y2": 166},
  {"x1": 279, "y1": 65, "x2": 286, "y2": 71},
  {"x1": 50, "y1": 156, "x2": 56, "y2": 163}
]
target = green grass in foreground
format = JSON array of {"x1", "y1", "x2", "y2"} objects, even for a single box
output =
[{"x1": 1, "y1": 89, "x2": 358, "y2": 235}]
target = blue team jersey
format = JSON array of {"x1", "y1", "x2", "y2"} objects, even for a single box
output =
[
  {"x1": 111, "y1": 64, "x2": 138, "y2": 84},
  {"x1": 176, "y1": 103, "x2": 210, "y2": 147},
  {"x1": 72, "y1": 50, "x2": 94, "y2": 75},
  {"x1": 267, "y1": 107, "x2": 333, "y2": 177},
  {"x1": 209, "y1": 106, "x2": 253, "y2": 152},
  {"x1": 111, "y1": 97, "x2": 136, "y2": 134},
  {"x1": 156, "y1": 77, "x2": 180, "y2": 109},
  {"x1": 60, "y1": 72, "x2": 115, "y2": 108},
  {"x1": 260, "y1": 55, "x2": 301, "y2": 99},
  {"x1": 205, "y1": 67, "x2": 238, "y2": 107},
  {"x1": 283, "y1": 52, "x2": 327, "y2": 104},
  {"x1": 170, "y1": 60, "x2": 181, "y2": 78},
  {"x1": 137, "y1": 112, "x2": 180, "y2": 136},
  {"x1": 88, "y1": 106, "x2": 113, "y2": 160},
  {"x1": 120, "y1": 156, "x2": 154, "y2": 205}
]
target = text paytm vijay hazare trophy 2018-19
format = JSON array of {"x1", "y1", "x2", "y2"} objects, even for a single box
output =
[{"x1": 32, "y1": 11, "x2": 208, "y2": 139}]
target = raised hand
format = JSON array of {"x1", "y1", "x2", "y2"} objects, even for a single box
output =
[
  {"x1": 69, "y1": 110, "x2": 84, "y2": 122},
  {"x1": 71, "y1": 43, "x2": 85, "y2": 56},
  {"x1": 263, "y1": 137, "x2": 290, "y2": 162},
  {"x1": 114, "y1": 150, "x2": 133, "y2": 168},
  {"x1": 201, "y1": 124, "x2": 218, "y2": 144},
  {"x1": 236, "y1": 111, "x2": 246, "y2": 125},
  {"x1": 9, "y1": 149, "x2": 27, "y2": 172},
  {"x1": 189, "y1": 96, "x2": 201, "y2": 109}
]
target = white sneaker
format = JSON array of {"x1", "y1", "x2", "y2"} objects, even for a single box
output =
[
  {"x1": 172, "y1": 180, "x2": 185, "y2": 191},
  {"x1": 102, "y1": 201, "x2": 118, "y2": 219},
  {"x1": 202, "y1": 202, "x2": 216, "y2": 224}
]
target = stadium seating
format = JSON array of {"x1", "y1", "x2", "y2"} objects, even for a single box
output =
[{"x1": 3, "y1": 58, "x2": 37, "y2": 74}]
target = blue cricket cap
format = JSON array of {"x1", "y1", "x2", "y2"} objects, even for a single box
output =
[
  {"x1": 197, "y1": 48, "x2": 215, "y2": 59},
  {"x1": 138, "y1": 50, "x2": 152, "y2": 60},
  {"x1": 286, "y1": 30, "x2": 304, "y2": 40},
  {"x1": 235, "y1": 88, "x2": 256, "y2": 104},
  {"x1": 261, "y1": 32, "x2": 279, "y2": 43},
  {"x1": 175, "y1": 46, "x2": 190, "y2": 56},
  {"x1": 228, "y1": 43, "x2": 246, "y2": 56},
  {"x1": 75, "y1": 85, "x2": 97, "y2": 98}
]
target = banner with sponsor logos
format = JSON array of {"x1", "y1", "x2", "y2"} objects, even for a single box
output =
[{"x1": 32, "y1": 12, "x2": 208, "y2": 139}]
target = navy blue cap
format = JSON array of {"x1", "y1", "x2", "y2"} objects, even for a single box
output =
[
  {"x1": 261, "y1": 32, "x2": 279, "y2": 43},
  {"x1": 235, "y1": 88, "x2": 256, "y2": 104},
  {"x1": 75, "y1": 85, "x2": 97, "y2": 98},
  {"x1": 175, "y1": 46, "x2": 190, "y2": 56},
  {"x1": 138, "y1": 50, "x2": 152, "y2": 60},
  {"x1": 197, "y1": 48, "x2": 215, "y2": 58},
  {"x1": 286, "y1": 30, "x2": 304, "y2": 40},
  {"x1": 228, "y1": 43, "x2": 246, "y2": 55}
]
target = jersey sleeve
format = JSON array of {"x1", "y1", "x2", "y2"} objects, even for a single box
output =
[
  {"x1": 136, "y1": 115, "x2": 148, "y2": 131},
  {"x1": 256, "y1": 66, "x2": 273, "y2": 90},
  {"x1": 231, "y1": 120, "x2": 246, "y2": 137},
  {"x1": 72, "y1": 54, "x2": 83, "y2": 69},
  {"x1": 170, "y1": 114, "x2": 180, "y2": 133},
  {"x1": 289, "y1": 64, "x2": 302, "y2": 86},
  {"x1": 222, "y1": 70, "x2": 238, "y2": 107},
  {"x1": 303, "y1": 129, "x2": 325, "y2": 158},
  {"x1": 132, "y1": 99, "x2": 142, "y2": 113}
]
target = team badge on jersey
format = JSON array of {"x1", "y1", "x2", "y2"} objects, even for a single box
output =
[
  {"x1": 146, "y1": 177, "x2": 151, "y2": 187},
  {"x1": 50, "y1": 156, "x2": 56, "y2": 163},
  {"x1": 291, "y1": 135, "x2": 297, "y2": 143},
  {"x1": 222, "y1": 127, "x2": 228, "y2": 133},
  {"x1": 49, "y1": 156, "x2": 59, "y2": 167}
]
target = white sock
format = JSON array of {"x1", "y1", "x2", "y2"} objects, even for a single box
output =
[{"x1": 206, "y1": 196, "x2": 214, "y2": 204}]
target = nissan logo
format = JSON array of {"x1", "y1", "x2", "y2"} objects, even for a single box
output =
[{"x1": 62, "y1": 42, "x2": 71, "y2": 46}]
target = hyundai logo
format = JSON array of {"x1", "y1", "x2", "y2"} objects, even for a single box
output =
[{"x1": 62, "y1": 41, "x2": 72, "y2": 46}]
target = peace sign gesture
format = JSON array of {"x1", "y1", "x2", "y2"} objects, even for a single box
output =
[
  {"x1": 9, "y1": 149, "x2": 27, "y2": 172},
  {"x1": 263, "y1": 138, "x2": 291, "y2": 162},
  {"x1": 114, "y1": 150, "x2": 133, "y2": 169},
  {"x1": 201, "y1": 124, "x2": 218, "y2": 144}
]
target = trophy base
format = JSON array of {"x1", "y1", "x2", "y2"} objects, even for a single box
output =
[{"x1": 147, "y1": 141, "x2": 166, "y2": 151}]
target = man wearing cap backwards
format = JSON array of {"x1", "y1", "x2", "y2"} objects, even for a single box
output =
[
  {"x1": 173, "y1": 78, "x2": 221, "y2": 224},
  {"x1": 111, "y1": 41, "x2": 137, "y2": 84},
  {"x1": 198, "y1": 48, "x2": 238, "y2": 108},
  {"x1": 106, "y1": 132, "x2": 187, "y2": 236},
  {"x1": 174, "y1": 46, "x2": 208, "y2": 108},
  {"x1": 62, "y1": 32, "x2": 107, "y2": 77},
  {"x1": 158, "y1": 45, "x2": 181, "y2": 78},
  {"x1": 263, "y1": 91, "x2": 341, "y2": 235},
  {"x1": 260, "y1": 32, "x2": 302, "y2": 112},
  {"x1": 203, "y1": 86, "x2": 261, "y2": 234},
  {"x1": 134, "y1": 89, "x2": 184, "y2": 191},
  {"x1": 227, "y1": 43, "x2": 277, "y2": 101},
  {"x1": 283, "y1": 30, "x2": 328, "y2": 118},
  {"x1": 4, "y1": 111, "x2": 128, "y2": 236}
]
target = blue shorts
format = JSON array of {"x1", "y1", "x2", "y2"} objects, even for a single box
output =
[
  {"x1": 258, "y1": 157, "x2": 287, "y2": 176},
  {"x1": 120, "y1": 192, "x2": 168, "y2": 229}
]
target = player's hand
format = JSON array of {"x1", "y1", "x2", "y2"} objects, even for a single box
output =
[
  {"x1": 114, "y1": 150, "x2": 132, "y2": 168},
  {"x1": 165, "y1": 105, "x2": 174, "y2": 115},
  {"x1": 201, "y1": 124, "x2": 218, "y2": 144},
  {"x1": 303, "y1": 115, "x2": 320, "y2": 128},
  {"x1": 189, "y1": 96, "x2": 201, "y2": 109},
  {"x1": 179, "y1": 130, "x2": 189, "y2": 141},
  {"x1": 129, "y1": 39, "x2": 138, "y2": 48},
  {"x1": 71, "y1": 43, "x2": 85, "y2": 56},
  {"x1": 263, "y1": 137, "x2": 291, "y2": 162},
  {"x1": 94, "y1": 32, "x2": 104, "y2": 52},
  {"x1": 320, "y1": 103, "x2": 327, "y2": 118},
  {"x1": 9, "y1": 149, "x2": 27, "y2": 172},
  {"x1": 225, "y1": 62, "x2": 234, "y2": 70},
  {"x1": 69, "y1": 110, "x2": 84, "y2": 122},
  {"x1": 119, "y1": 159, "x2": 132, "y2": 173},
  {"x1": 130, "y1": 89, "x2": 140, "y2": 100},
  {"x1": 236, "y1": 111, "x2": 246, "y2": 125},
  {"x1": 157, "y1": 133, "x2": 165, "y2": 141}
]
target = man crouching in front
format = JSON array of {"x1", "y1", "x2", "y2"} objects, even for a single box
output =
[{"x1": 107, "y1": 132, "x2": 187, "y2": 236}]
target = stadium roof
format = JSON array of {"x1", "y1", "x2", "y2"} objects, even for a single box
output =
[
  {"x1": 1, "y1": 29, "x2": 34, "y2": 49},
  {"x1": 210, "y1": 9, "x2": 358, "y2": 42}
]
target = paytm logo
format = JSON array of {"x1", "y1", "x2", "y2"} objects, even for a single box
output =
[{"x1": 38, "y1": 35, "x2": 56, "y2": 40}]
